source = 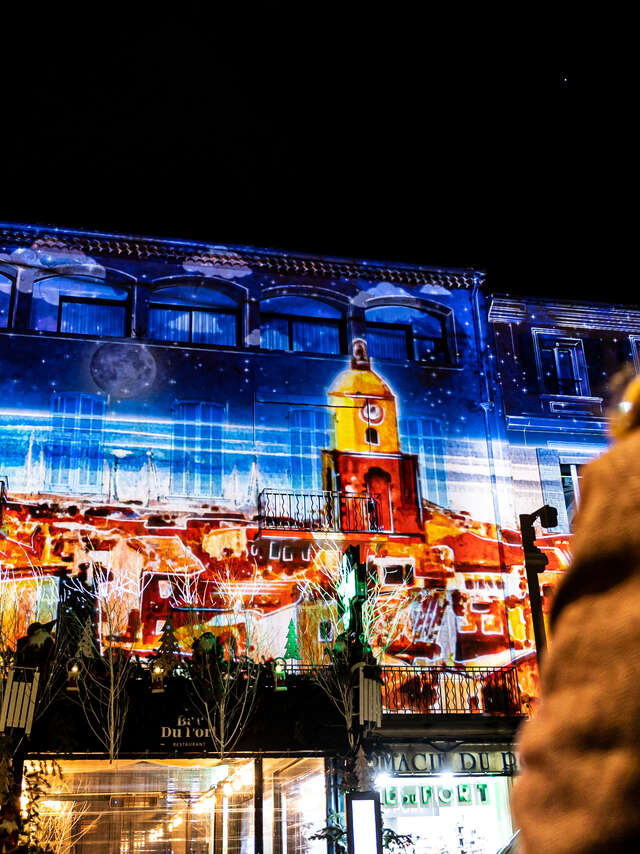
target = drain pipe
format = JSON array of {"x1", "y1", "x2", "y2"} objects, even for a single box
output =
[{"x1": 471, "y1": 275, "x2": 516, "y2": 662}]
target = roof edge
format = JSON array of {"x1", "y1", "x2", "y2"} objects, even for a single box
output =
[{"x1": 0, "y1": 222, "x2": 485, "y2": 289}]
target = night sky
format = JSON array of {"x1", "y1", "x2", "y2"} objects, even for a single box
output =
[{"x1": 1, "y1": 28, "x2": 607, "y2": 304}]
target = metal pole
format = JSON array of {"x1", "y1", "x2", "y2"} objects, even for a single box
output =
[{"x1": 523, "y1": 547, "x2": 547, "y2": 659}]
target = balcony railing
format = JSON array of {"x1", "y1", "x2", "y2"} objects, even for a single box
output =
[
  {"x1": 258, "y1": 489, "x2": 382, "y2": 533},
  {"x1": 380, "y1": 665, "x2": 522, "y2": 716},
  {"x1": 282, "y1": 664, "x2": 523, "y2": 716}
]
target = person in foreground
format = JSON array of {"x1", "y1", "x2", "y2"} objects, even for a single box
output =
[{"x1": 511, "y1": 374, "x2": 640, "y2": 853}]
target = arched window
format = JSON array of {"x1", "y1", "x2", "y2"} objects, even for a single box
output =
[
  {"x1": 148, "y1": 283, "x2": 239, "y2": 347},
  {"x1": 0, "y1": 272, "x2": 13, "y2": 329},
  {"x1": 365, "y1": 304, "x2": 449, "y2": 363},
  {"x1": 31, "y1": 276, "x2": 129, "y2": 337},
  {"x1": 260, "y1": 296, "x2": 343, "y2": 355},
  {"x1": 365, "y1": 426, "x2": 379, "y2": 446}
]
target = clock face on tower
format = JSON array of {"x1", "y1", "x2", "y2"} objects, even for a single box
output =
[{"x1": 359, "y1": 401, "x2": 385, "y2": 425}]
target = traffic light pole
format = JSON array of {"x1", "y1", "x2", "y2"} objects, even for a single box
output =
[
  {"x1": 522, "y1": 540, "x2": 548, "y2": 658},
  {"x1": 520, "y1": 505, "x2": 558, "y2": 664}
]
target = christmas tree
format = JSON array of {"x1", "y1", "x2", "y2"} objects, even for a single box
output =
[
  {"x1": 76, "y1": 617, "x2": 96, "y2": 658},
  {"x1": 153, "y1": 617, "x2": 181, "y2": 673},
  {"x1": 283, "y1": 619, "x2": 301, "y2": 661},
  {"x1": 354, "y1": 745, "x2": 373, "y2": 791}
]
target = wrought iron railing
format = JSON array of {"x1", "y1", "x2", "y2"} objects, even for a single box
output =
[
  {"x1": 380, "y1": 665, "x2": 522, "y2": 716},
  {"x1": 258, "y1": 489, "x2": 383, "y2": 533},
  {"x1": 282, "y1": 663, "x2": 523, "y2": 716}
]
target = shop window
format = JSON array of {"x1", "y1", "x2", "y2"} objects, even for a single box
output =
[
  {"x1": 148, "y1": 283, "x2": 239, "y2": 346},
  {"x1": 170, "y1": 401, "x2": 224, "y2": 498},
  {"x1": 365, "y1": 304, "x2": 449, "y2": 363},
  {"x1": 263, "y1": 757, "x2": 327, "y2": 854},
  {"x1": 40, "y1": 759, "x2": 255, "y2": 854},
  {"x1": 260, "y1": 296, "x2": 343, "y2": 354},
  {"x1": 31, "y1": 276, "x2": 129, "y2": 337},
  {"x1": 533, "y1": 329, "x2": 590, "y2": 396},
  {"x1": 375, "y1": 773, "x2": 514, "y2": 852},
  {"x1": 0, "y1": 272, "x2": 14, "y2": 328}
]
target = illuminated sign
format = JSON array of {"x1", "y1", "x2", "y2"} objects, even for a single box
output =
[
  {"x1": 371, "y1": 747, "x2": 518, "y2": 776},
  {"x1": 345, "y1": 791, "x2": 383, "y2": 854},
  {"x1": 382, "y1": 782, "x2": 489, "y2": 808}
]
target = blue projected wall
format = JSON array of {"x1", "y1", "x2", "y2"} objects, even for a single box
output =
[{"x1": 4, "y1": 223, "x2": 639, "y2": 691}]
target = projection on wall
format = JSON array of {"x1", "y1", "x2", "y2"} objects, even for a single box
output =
[{"x1": 0, "y1": 240, "x2": 598, "y2": 712}]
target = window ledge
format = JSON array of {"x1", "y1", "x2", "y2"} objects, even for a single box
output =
[{"x1": 539, "y1": 394, "x2": 603, "y2": 403}]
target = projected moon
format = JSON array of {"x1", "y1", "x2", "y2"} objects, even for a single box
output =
[{"x1": 90, "y1": 343, "x2": 157, "y2": 398}]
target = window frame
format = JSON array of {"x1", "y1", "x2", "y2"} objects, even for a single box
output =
[
  {"x1": 560, "y1": 460, "x2": 585, "y2": 519},
  {"x1": 260, "y1": 310, "x2": 344, "y2": 355},
  {"x1": 629, "y1": 335, "x2": 640, "y2": 373},
  {"x1": 364, "y1": 301, "x2": 452, "y2": 365},
  {"x1": 0, "y1": 271, "x2": 16, "y2": 330},
  {"x1": 57, "y1": 295, "x2": 130, "y2": 338},
  {"x1": 365, "y1": 426, "x2": 380, "y2": 446},
  {"x1": 532, "y1": 327, "x2": 590, "y2": 397},
  {"x1": 148, "y1": 301, "x2": 240, "y2": 347}
]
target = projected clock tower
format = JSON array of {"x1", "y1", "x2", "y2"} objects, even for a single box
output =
[{"x1": 322, "y1": 339, "x2": 422, "y2": 536}]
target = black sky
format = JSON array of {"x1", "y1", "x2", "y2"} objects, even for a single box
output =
[{"x1": 1, "y1": 27, "x2": 610, "y2": 303}]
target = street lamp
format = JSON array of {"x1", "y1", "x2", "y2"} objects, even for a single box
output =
[{"x1": 519, "y1": 504, "x2": 558, "y2": 661}]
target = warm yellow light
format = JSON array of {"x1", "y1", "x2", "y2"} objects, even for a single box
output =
[
  {"x1": 223, "y1": 782, "x2": 233, "y2": 797},
  {"x1": 153, "y1": 665, "x2": 162, "y2": 674},
  {"x1": 231, "y1": 777, "x2": 241, "y2": 791},
  {"x1": 235, "y1": 763, "x2": 254, "y2": 787},
  {"x1": 70, "y1": 664, "x2": 79, "y2": 674},
  {"x1": 173, "y1": 815, "x2": 183, "y2": 827},
  {"x1": 41, "y1": 800, "x2": 63, "y2": 812},
  {"x1": 168, "y1": 823, "x2": 174, "y2": 832},
  {"x1": 192, "y1": 792, "x2": 216, "y2": 814}
]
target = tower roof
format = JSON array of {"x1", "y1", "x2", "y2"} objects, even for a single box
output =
[{"x1": 328, "y1": 339, "x2": 394, "y2": 399}]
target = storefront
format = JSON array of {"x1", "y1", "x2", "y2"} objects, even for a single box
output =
[
  {"x1": 370, "y1": 743, "x2": 517, "y2": 854},
  {"x1": 33, "y1": 756, "x2": 330, "y2": 854},
  {"x1": 30, "y1": 743, "x2": 517, "y2": 854}
]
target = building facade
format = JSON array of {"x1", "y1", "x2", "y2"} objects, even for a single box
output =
[{"x1": 1, "y1": 224, "x2": 637, "y2": 854}]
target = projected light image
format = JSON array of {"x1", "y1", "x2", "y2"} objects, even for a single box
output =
[{"x1": 2, "y1": 227, "x2": 625, "y2": 710}]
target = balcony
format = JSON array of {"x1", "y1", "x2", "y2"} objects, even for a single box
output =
[
  {"x1": 380, "y1": 665, "x2": 522, "y2": 716},
  {"x1": 258, "y1": 489, "x2": 383, "y2": 533},
  {"x1": 281, "y1": 664, "x2": 523, "y2": 717}
]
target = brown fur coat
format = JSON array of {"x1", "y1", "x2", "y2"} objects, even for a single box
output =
[{"x1": 512, "y1": 430, "x2": 640, "y2": 852}]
